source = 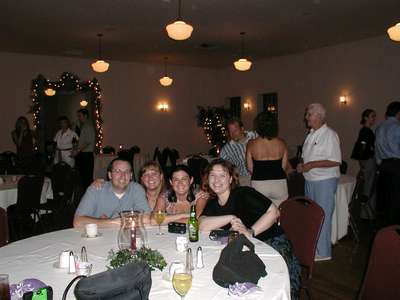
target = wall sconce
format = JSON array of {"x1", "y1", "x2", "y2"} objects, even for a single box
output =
[
  {"x1": 44, "y1": 88, "x2": 56, "y2": 96},
  {"x1": 158, "y1": 103, "x2": 169, "y2": 112},
  {"x1": 339, "y1": 96, "x2": 347, "y2": 105},
  {"x1": 267, "y1": 105, "x2": 276, "y2": 112},
  {"x1": 80, "y1": 99, "x2": 88, "y2": 107},
  {"x1": 243, "y1": 102, "x2": 251, "y2": 111}
]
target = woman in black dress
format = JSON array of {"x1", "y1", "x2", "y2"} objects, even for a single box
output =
[
  {"x1": 199, "y1": 158, "x2": 300, "y2": 299},
  {"x1": 351, "y1": 109, "x2": 376, "y2": 219}
]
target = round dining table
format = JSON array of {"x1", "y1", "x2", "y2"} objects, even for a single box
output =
[{"x1": 0, "y1": 226, "x2": 291, "y2": 300}]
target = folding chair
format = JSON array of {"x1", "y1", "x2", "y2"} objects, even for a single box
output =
[{"x1": 279, "y1": 197, "x2": 325, "y2": 299}]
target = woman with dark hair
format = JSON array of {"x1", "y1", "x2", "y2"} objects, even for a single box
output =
[
  {"x1": 351, "y1": 109, "x2": 377, "y2": 219},
  {"x1": 246, "y1": 111, "x2": 289, "y2": 207},
  {"x1": 11, "y1": 116, "x2": 35, "y2": 160},
  {"x1": 153, "y1": 164, "x2": 209, "y2": 221},
  {"x1": 199, "y1": 159, "x2": 300, "y2": 299},
  {"x1": 53, "y1": 116, "x2": 79, "y2": 167}
]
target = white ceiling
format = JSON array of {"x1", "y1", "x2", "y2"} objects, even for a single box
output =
[{"x1": 1, "y1": 0, "x2": 399, "y2": 68}]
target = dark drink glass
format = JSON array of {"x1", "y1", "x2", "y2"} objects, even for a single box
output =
[{"x1": 0, "y1": 274, "x2": 10, "y2": 300}]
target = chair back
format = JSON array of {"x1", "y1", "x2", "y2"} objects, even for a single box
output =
[
  {"x1": 279, "y1": 197, "x2": 324, "y2": 277},
  {"x1": 188, "y1": 156, "x2": 209, "y2": 186},
  {"x1": 51, "y1": 162, "x2": 75, "y2": 204},
  {"x1": 0, "y1": 207, "x2": 9, "y2": 247},
  {"x1": 16, "y1": 175, "x2": 44, "y2": 211},
  {"x1": 358, "y1": 226, "x2": 400, "y2": 300}
]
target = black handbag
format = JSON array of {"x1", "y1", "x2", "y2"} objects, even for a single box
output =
[
  {"x1": 212, "y1": 234, "x2": 267, "y2": 287},
  {"x1": 63, "y1": 262, "x2": 151, "y2": 300}
]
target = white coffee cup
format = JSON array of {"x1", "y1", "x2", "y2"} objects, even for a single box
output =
[
  {"x1": 85, "y1": 224, "x2": 98, "y2": 238},
  {"x1": 59, "y1": 250, "x2": 71, "y2": 268}
]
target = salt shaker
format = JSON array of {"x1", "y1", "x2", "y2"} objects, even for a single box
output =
[
  {"x1": 186, "y1": 248, "x2": 194, "y2": 271},
  {"x1": 68, "y1": 251, "x2": 76, "y2": 274},
  {"x1": 196, "y1": 246, "x2": 204, "y2": 269}
]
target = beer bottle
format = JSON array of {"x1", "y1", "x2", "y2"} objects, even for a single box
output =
[{"x1": 188, "y1": 204, "x2": 199, "y2": 242}]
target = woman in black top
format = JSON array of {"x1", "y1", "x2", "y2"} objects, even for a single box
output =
[
  {"x1": 199, "y1": 158, "x2": 300, "y2": 299},
  {"x1": 351, "y1": 109, "x2": 376, "y2": 219}
]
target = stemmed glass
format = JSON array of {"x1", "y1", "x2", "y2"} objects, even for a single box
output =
[
  {"x1": 172, "y1": 267, "x2": 192, "y2": 300},
  {"x1": 153, "y1": 210, "x2": 166, "y2": 235}
]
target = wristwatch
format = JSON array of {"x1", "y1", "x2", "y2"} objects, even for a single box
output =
[{"x1": 248, "y1": 227, "x2": 256, "y2": 238}]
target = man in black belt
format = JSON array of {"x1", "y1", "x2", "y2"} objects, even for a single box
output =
[
  {"x1": 375, "y1": 101, "x2": 400, "y2": 225},
  {"x1": 74, "y1": 109, "x2": 95, "y2": 190}
]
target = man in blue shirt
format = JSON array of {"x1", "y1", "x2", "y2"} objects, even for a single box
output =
[
  {"x1": 73, "y1": 158, "x2": 150, "y2": 228},
  {"x1": 375, "y1": 101, "x2": 400, "y2": 225}
]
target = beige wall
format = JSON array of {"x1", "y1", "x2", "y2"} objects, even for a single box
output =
[
  {"x1": 0, "y1": 52, "x2": 220, "y2": 157},
  {"x1": 217, "y1": 35, "x2": 400, "y2": 174},
  {"x1": 1, "y1": 35, "x2": 399, "y2": 174}
]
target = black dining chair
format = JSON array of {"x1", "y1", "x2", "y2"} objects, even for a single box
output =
[
  {"x1": 0, "y1": 207, "x2": 9, "y2": 247},
  {"x1": 7, "y1": 175, "x2": 45, "y2": 241}
]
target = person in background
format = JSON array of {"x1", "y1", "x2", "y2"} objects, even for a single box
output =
[
  {"x1": 351, "y1": 109, "x2": 377, "y2": 219},
  {"x1": 73, "y1": 158, "x2": 150, "y2": 228},
  {"x1": 74, "y1": 109, "x2": 95, "y2": 189},
  {"x1": 297, "y1": 103, "x2": 341, "y2": 261},
  {"x1": 199, "y1": 159, "x2": 300, "y2": 299},
  {"x1": 246, "y1": 111, "x2": 289, "y2": 207},
  {"x1": 220, "y1": 117, "x2": 257, "y2": 186},
  {"x1": 11, "y1": 116, "x2": 35, "y2": 162},
  {"x1": 53, "y1": 116, "x2": 79, "y2": 168},
  {"x1": 153, "y1": 165, "x2": 209, "y2": 223},
  {"x1": 375, "y1": 101, "x2": 400, "y2": 225}
]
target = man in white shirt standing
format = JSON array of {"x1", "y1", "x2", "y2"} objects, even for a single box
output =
[
  {"x1": 220, "y1": 118, "x2": 257, "y2": 186},
  {"x1": 54, "y1": 116, "x2": 79, "y2": 167},
  {"x1": 297, "y1": 103, "x2": 341, "y2": 261}
]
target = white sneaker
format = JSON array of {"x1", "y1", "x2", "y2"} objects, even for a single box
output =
[{"x1": 314, "y1": 255, "x2": 332, "y2": 262}]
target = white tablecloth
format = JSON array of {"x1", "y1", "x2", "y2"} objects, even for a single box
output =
[
  {"x1": 0, "y1": 176, "x2": 53, "y2": 210},
  {"x1": 0, "y1": 227, "x2": 290, "y2": 300},
  {"x1": 331, "y1": 175, "x2": 357, "y2": 244}
]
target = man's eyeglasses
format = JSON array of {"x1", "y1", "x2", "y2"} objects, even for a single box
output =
[{"x1": 112, "y1": 169, "x2": 131, "y2": 175}]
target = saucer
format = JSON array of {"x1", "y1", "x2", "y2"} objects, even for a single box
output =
[{"x1": 81, "y1": 232, "x2": 102, "y2": 239}]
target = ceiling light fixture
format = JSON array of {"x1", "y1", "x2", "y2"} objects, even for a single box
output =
[
  {"x1": 91, "y1": 33, "x2": 110, "y2": 73},
  {"x1": 234, "y1": 32, "x2": 252, "y2": 71},
  {"x1": 166, "y1": 0, "x2": 193, "y2": 41},
  {"x1": 80, "y1": 99, "x2": 88, "y2": 107},
  {"x1": 387, "y1": 23, "x2": 400, "y2": 41},
  {"x1": 159, "y1": 57, "x2": 173, "y2": 87}
]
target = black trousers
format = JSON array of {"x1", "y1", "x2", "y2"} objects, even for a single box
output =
[
  {"x1": 76, "y1": 152, "x2": 94, "y2": 190},
  {"x1": 378, "y1": 159, "x2": 400, "y2": 225}
]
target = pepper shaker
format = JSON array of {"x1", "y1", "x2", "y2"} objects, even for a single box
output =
[
  {"x1": 186, "y1": 248, "x2": 194, "y2": 271},
  {"x1": 196, "y1": 246, "x2": 204, "y2": 269}
]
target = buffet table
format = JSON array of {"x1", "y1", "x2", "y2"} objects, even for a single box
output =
[{"x1": 0, "y1": 227, "x2": 291, "y2": 300}]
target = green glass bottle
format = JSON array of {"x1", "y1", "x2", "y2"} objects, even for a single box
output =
[{"x1": 188, "y1": 204, "x2": 199, "y2": 242}]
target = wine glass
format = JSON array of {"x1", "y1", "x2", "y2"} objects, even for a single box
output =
[
  {"x1": 154, "y1": 210, "x2": 166, "y2": 235},
  {"x1": 172, "y1": 267, "x2": 192, "y2": 300}
]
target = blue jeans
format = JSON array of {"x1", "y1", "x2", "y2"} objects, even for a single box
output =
[{"x1": 305, "y1": 177, "x2": 338, "y2": 257}]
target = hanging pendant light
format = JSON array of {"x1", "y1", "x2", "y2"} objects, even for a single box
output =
[
  {"x1": 91, "y1": 34, "x2": 110, "y2": 73},
  {"x1": 387, "y1": 23, "x2": 400, "y2": 41},
  {"x1": 233, "y1": 32, "x2": 252, "y2": 71},
  {"x1": 166, "y1": 0, "x2": 193, "y2": 41},
  {"x1": 159, "y1": 57, "x2": 173, "y2": 86}
]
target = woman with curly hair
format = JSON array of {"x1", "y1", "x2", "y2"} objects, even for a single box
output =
[
  {"x1": 246, "y1": 111, "x2": 290, "y2": 207},
  {"x1": 199, "y1": 159, "x2": 300, "y2": 299}
]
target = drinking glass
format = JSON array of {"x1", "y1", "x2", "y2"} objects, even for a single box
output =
[
  {"x1": 172, "y1": 268, "x2": 192, "y2": 300},
  {"x1": 0, "y1": 274, "x2": 10, "y2": 300},
  {"x1": 154, "y1": 210, "x2": 166, "y2": 235}
]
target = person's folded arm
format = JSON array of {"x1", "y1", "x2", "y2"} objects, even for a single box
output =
[
  {"x1": 199, "y1": 215, "x2": 235, "y2": 231},
  {"x1": 73, "y1": 215, "x2": 120, "y2": 228},
  {"x1": 302, "y1": 160, "x2": 340, "y2": 172}
]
